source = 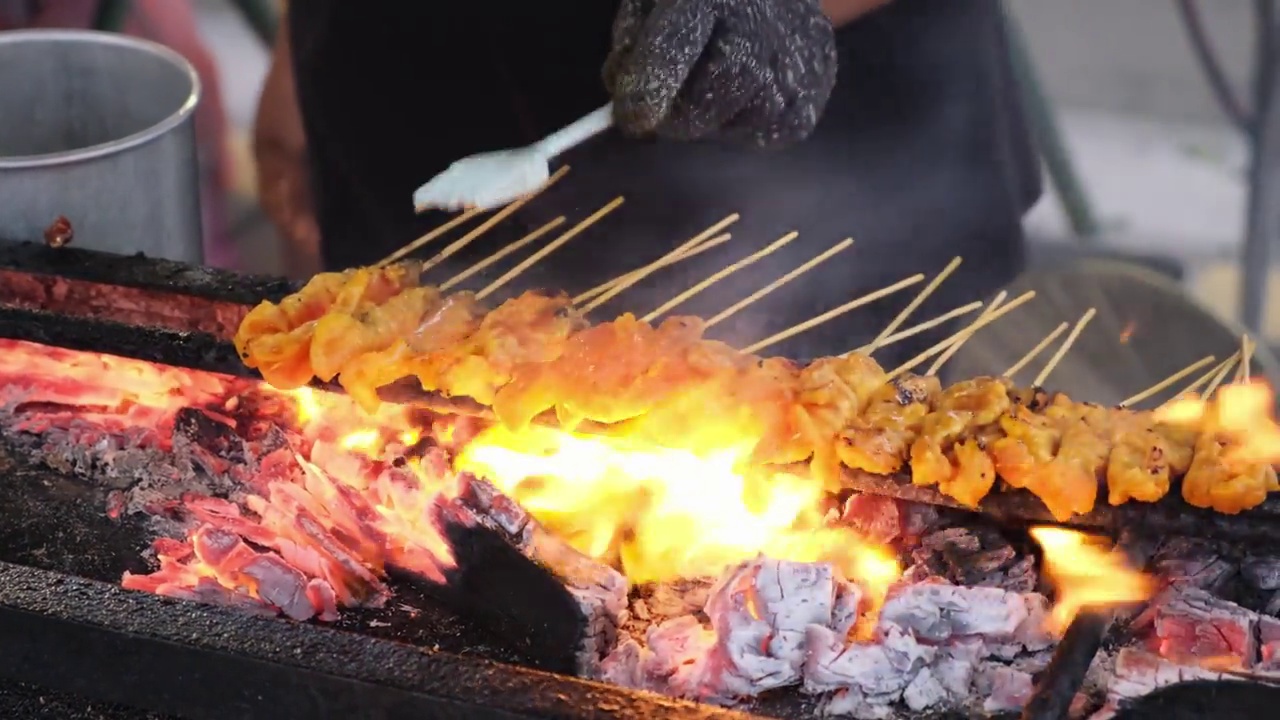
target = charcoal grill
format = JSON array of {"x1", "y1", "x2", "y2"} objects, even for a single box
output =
[{"x1": 0, "y1": 239, "x2": 1274, "y2": 720}]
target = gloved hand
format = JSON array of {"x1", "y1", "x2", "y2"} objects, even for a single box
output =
[{"x1": 604, "y1": 0, "x2": 838, "y2": 148}]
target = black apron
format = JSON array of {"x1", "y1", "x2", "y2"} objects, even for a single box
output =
[{"x1": 289, "y1": 0, "x2": 1041, "y2": 364}]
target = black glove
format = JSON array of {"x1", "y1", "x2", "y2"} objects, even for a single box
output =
[{"x1": 604, "y1": 0, "x2": 838, "y2": 148}]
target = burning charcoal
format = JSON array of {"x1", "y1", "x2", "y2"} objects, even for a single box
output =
[
  {"x1": 429, "y1": 475, "x2": 628, "y2": 676},
  {"x1": 840, "y1": 494, "x2": 939, "y2": 547},
  {"x1": 638, "y1": 616, "x2": 718, "y2": 696},
  {"x1": 1243, "y1": 556, "x2": 1280, "y2": 592},
  {"x1": 622, "y1": 577, "x2": 716, "y2": 639},
  {"x1": 173, "y1": 408, "x2": 245, "y2": 461},
  {"x1": 977, "y1": 665, "x2": 1036, "y2": 713},
  {"x1": 896, "y1": 639, "x2": 988, "y2": 713},
  {"x1": 1150, "y1": 537, "x2": 1236, "y2": 593},
  {"x1": 1256, "y1": 616, "x2": 1280, "y2": 672},
  {"x1": 599, "y1": 638, "x2": 646, "y2": 688},
  {"x1": 191, "y1": 525, "x2": 321, "y2": 621},
  {"x1": 305, "y1": 577, "x2": 340, "y2": 622},
  {"x1": 878, "y1": 582, "x2": 1037, "y2": 644},
  {"x1": 1095, "y1": 648, "x2": 1249, "y2": 717},
  {"x1": 806, "y1": 625, "x2": 936, "y2": 714},
  {"x1": 697, "y1": 559, "x2": 859, "y2": 700},
  {"x1": 906, "y1": 527, "x2": 1036, "y2": 592},
  {"x1": 1132, "y1": 587, "x2": 1257, "y2": 668}
]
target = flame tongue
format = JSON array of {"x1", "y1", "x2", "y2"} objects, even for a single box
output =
[
  {"x1": 1030, "y1": 527, "x2": 1154, "y2": 634},
  {"x1": 452, "y1": 423, "x2": 900, "y2": 594}
]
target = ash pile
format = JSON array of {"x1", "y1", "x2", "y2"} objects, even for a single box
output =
[{"x1": 2, "y1": 337, "x2": 1280, "y2": 719}]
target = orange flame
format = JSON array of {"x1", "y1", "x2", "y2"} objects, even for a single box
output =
[
  {"x1": 453, "y1": 423, "x2": 900, "y2": 594},
  {"x1": 1155, "y1": 380, "x2": 1280, "y2": 463},
  {"x1": 1030, "y1": 527, "x2": 1154, "y2": 633}
]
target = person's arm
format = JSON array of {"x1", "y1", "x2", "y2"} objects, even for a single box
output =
[
  {"x1": 253, "y1": 6, "x2": 322, "y2": 277},
  {"x1": 821, "y1": 0, "x2": 894, "y2": 27}
]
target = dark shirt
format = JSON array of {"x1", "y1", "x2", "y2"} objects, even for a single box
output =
[{"x1": 288, "y1": 0, "x2": 1041, "y2": 362}]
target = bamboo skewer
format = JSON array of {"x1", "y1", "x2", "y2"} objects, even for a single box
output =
[
  {"x1": 1235, "y1": 334, "x2": 1255, "y2": 383},
  {"x1": 705, "y1": 238, "x2": 854, "y2": 329},
  {"x1": 866, "y1": 257, "x2": 963, "y2": 354},
  {"x1": 573, "y1": 233, "x2": 733, "y2": 307},
  {"x1": 421, "y1": 166, "x2": 570, "y2": 275},
  {"x1": 1176, "y1": 354, "x2": 1237, "y2": 399},
  {"x1": 377, "y1": 208, "x2": 483, "y2": 267},
  {"x1": 925, "y1": 291, "x2": 1008, "y2": 376},
  {"x1": 579, "y1": 233, "x2": 734, "y2": 313},
  {"x1": 1120, "y1": 354, "x2": 1218, "y2": 408},
  {"x1": 1032, "y1": 308, "x2": 1097, "y2": 388},
  {"x1": 743, "y1": 273, "x2": 928, "y2": 355},
  {"x1": 574, "y1": 214, "x2": 741, "y2": 310},
  {"x1": 885, "y1": 291, "x2": 1038, "y2": 381},
  {"x1": 848, "y1": 301, "x2": 985, "y2": 356},
  {"x1": 642, "y1": 232, "x2": 800, "y2": 323},
  {"x1": 476, "y1": 197, "x2": 624, "y2": 300},
  {"x1": 1203, "y1": 354, "x2": 1242, "y2": 398},
  {"x1": 1029, "y1": 307, "x2": 1100, "y2": 386},
  {"x1": 440, "y1": 216, "x2": 566, "y2": 291},
  {"x1": 1003, "y1": 322, "x2": 1070, "y2": 378}
]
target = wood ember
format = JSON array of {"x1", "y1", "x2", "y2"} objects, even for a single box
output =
[
  {"x1": 902, "y1": 527, "x2": 1038, "y2": 593},
  {"x1": 1132, "y1": 587, "x2": 1257, "y2": 667},
  {"x1": 1088, "y1": 649, "x2": 1280, "y2": 719},
  {"x1": 1149, "y1": 537, "x2": 1236, "y2": 594},
  {"x1": 838, "y1": 494, "x2": 940, "y2": 546},
  {"x1": 430, "y1": 474, "x2": 628, "y2": 676},
  {"x1": 0, "y1": 391, "x2": 297, "y2": 539}
]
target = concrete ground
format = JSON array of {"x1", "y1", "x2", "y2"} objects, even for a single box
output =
[{"x1": 193, "y1": 0, "x2": 1277, "y2": 339}]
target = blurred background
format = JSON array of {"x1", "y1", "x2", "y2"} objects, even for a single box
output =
[{"x1": 2, "y1": 0, "x2": 1275, "y2": 344}]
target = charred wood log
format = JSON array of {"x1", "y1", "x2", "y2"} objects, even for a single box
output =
[
  {"x1": 1022, "y1": 532, "x2": 1153, "y2": 720},
  {"x1": 408, "y1": 475, "x2": 628, "y2": 677},
  {"x1": 1109, "y1": 679, "x2": 1280, "y2": 720}
]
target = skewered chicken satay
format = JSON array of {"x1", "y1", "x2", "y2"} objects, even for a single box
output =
[
  {"x1": 1175, "y1": 396, "x2": 1279, "y2": 514},
  {"x1": 236, "y1": 264, "x2": 422, "y2": 389},
  {"x1": 439, "y1": 291, "x2": 587, "y2": 407},
  {"x1": 336, "y1": 291, "x2": 486, "y2": 412},
  {"x1": 834, "y1": 374, "x2": 942, "y2": 476},
  {"x1": 795, "y1": 353, "x2": 889, "y2": 489},
  {"x1": 1097, "y1": 404, "x2": 1196, "y2": 506},
  {"x1": 493, "y1": 314, "x2": 714, "y2": 432},
  {"x1": 908, "y1": 377, "x2": 1012, "y2": 507},
  {"x1": 309, "y1": 286, "x2": 444, "y2": 382},
  {"x1": 617, "y1": 343, "x2": 798, "y2": 461}
]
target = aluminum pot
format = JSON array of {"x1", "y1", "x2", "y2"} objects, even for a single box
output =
[{"x1": 0, "y1": 30, "x2": 203, "y2": 264}]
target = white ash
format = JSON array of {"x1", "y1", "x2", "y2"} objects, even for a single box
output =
[
  {"x1": 1086, "y1": 648, "x2": 1280, "y2": 720},
  {"x1": 808, "y1": 582, "x2": 1055, "y2": 719},
  {"x1": 600, "y1": 555, "x2": 1055, "y2": 719}
]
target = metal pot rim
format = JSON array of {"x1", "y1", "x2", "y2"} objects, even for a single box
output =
[{"x1": 0, "y1": 29, "x2": 201, "y2": 169}]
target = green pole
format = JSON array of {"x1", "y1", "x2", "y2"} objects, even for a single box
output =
[
  {"x1": 228, "y1": 0, "x2": 280, "y2": 47},
  {"x1": 92, "y1": 0, "x2": 131, "y2": 33},
  {"x1": 1003, "y1": 5, "x2": 1103, "y2": 242}
]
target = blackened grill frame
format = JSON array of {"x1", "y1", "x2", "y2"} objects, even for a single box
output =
[{"x1": 0, "y1": 560, "x2": 750, "y2": 720}]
